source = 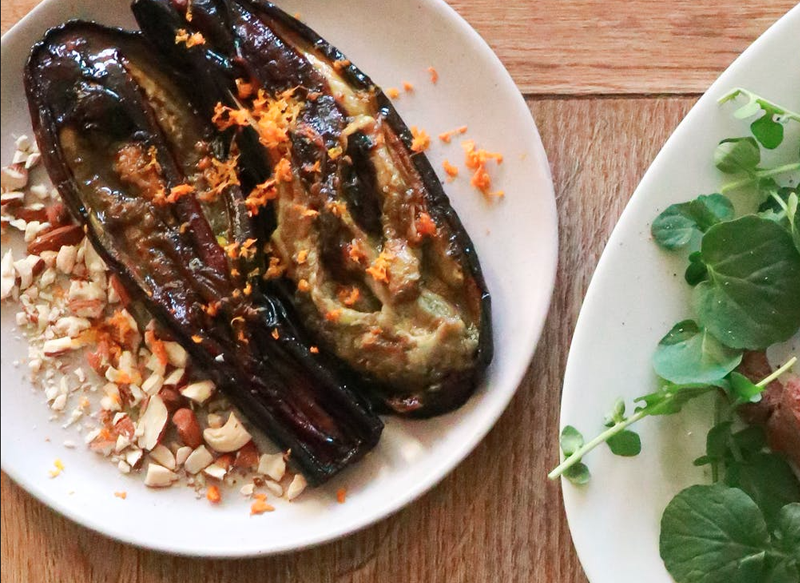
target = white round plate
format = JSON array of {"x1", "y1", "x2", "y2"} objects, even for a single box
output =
[
  {"x1": 560, "y1": 6, "x2": 800, "y2": 583},
  {"x1": 0, "y1": 0, "x2": 557, "y2": 557}
]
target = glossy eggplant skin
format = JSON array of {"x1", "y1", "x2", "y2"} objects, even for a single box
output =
[
  {"x1": 133, "y1": 0, "x2": 494, "y2": 417},
  {"x1": 25, "y1": 21, "x2": 382, "y2": 485}
]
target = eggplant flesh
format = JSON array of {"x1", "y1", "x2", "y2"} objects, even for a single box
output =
[
  {"x1": 25, "y1": 22, "x2": 382, "y2": 485},
  {"x1": 133, "y1": 0, "x2": 494, "y2": 417}
]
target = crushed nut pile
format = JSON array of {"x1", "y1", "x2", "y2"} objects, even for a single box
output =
[{"x1": 1, "y1": 135, "x2": 307, "y2": 510}]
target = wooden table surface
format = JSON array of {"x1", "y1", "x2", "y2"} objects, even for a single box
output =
[{"x1": 1, "y1": 1, "x2": 796, "y2": 581}]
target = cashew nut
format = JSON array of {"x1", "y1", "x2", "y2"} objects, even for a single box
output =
[{"x1": 202, "y1": 412, "x2": 252, "y2": 453}]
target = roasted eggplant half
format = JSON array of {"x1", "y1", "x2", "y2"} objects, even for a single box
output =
[
  {"x1": 25, "y1": 21, "x2": 382, "y2": 484},
  {"x1": 133, "y1": 0, "x2": 494, "y2": 416}
]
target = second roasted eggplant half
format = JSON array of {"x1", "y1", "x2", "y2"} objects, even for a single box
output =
[
  {"x1": 133, "y1": 0, "x2": 494, "y2": 416},
  {"x1": 25, "y1": 22, "x2": 382, "y2": 484}
]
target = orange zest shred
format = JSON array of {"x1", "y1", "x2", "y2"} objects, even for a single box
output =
[
  {"x1": 338, "y1": 287, "x2": 360, "y2": 307},
  {"x1": 250, "y1": 88, "x2": 301, "y2": 151},
  {"x1": 145, "y1": 329, "x2": 169, "y2": 367},
  {"x1": 442, "y1": 160, "x2": 459, "y2": 178},
  {"x1": 211, "y1": 103, "x2": 250, "y2": 131},
  {"x1": 427, "y1": 66, "x2": 439, "y2": 84},
  {"x1": 274, "y1": 157, "x2": 293, "y2": 182},
  {"x1": 327, "y1": 146, "x2": 343, "y2": 160},
  {"x1": 271, "y1": 328, "x2": 280, "y2": 340},
  {"x1": 114, "y1": 491, "x2": 127, "y2": 500},
  {"x1": 191, "y1": 335, "x2": 203, "y2": 344},
  {"x1": 239, "y1": 238, "x2": 258, "y2": 259},
  {"x1": 333, "y1": 59, "x2": 351, "y2": 71},
  {"x1": 403, "y1": 81, "x2": 414, "y2": 92},
  {"x1": 325, "y1": 309, "x2": 342, "y2": 322},
  {"x1": 297, "y1": 278, "x2": 310, "y2": 292},
  {"x1": 206, "y1": 485, "x2": 222, "y2": 504},
  {"x1": 224, "y1": 241, "x2": 240, "y2": 259},
  {"x1": 410, "y1": 127, "x2": 430, "y2": 153},
  {"x1": 310, "y1": 346, "x2": 319, "y2": 354},
  {"x1": 386, "y1": 87, "x2": 400, "y2": 99},
  {"x1": 416, "y1": 212, "x2": 437, "y2": 238},
  {"x1": 438, "y1": 126, "x2": 468, "y2": 144},
  {"x1": 336, "y1": 488, "x2": 347, "y2": 504},
  {"x1": 347, "y1": 243, "x2": 366, "y2": 265},
  {"x1": 251, "y1": 494, "x2": 274, "y2": 515},
  {"x1": 296, "y1": 249, "x2": 308, "y2": 264},
  {"x1": 462, "y1": 140, "x2": 504, "y2": 198},
  {"x1": 245, "y1": 178, "x2": 277, "y2": 216},
  {"x1": 185, "y1": 0, "x2": 193, "y2": 21},
  {"x1": 199, "y1": 155, "x2": 241, "y2": 203},
  {"x1": 243, "y1": 282, "x2": 252, "y2": 296},
  {"x1": 264, "y1": 256, "x2": 286, "y2": 279},
  {"x1": 235, "y1": 78, "x2": 254, "y2": 99},
  {"x1": 202, "y1": 301, "x2": 220, "y2": 316},
  {"x1": 174, "y1": 28, "x2": 206, "y2": 48},
  {"x1": 366, "y1": 250, "x2": 393, "y2": 283}
]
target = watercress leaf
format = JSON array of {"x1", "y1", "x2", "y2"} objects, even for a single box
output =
[
  {"x1": 653, "y1": 320, "x2": 743, "y2": 384},
  {"x1": 652, "y1": 195, "x2": 735, "y2": 249},
  {"x1": 787, "y1": 193, "x2": 800, "y2": 253},
  {"x1": 757, "y1": 183, "x2": 792, "y2": 213},
  {"x1": 725, "y1": 453, "x2": 800, "y2": 527},
  {"x1": 606, "y1": 430, "x2": 641, "y2": 457},
  {"x1": 714, "y1": 137, "x2": 761, "y2": 174},
  {"x1": 694, "y1": 216, "x2": 800, "y2": 349},
  {"x1": 730, "y1": 372, "x2": 764, "y2": 404},
  {"x1": 732, "y1": 98, "x2": 762, "y2": 120},
  {"x1": 775, "y1": 503, "x2": 800, "y2": 560},
  {"x1": 685, "y1": 251, "x2": 709, "y2": 286},
  {"x1": 750, "y1": 112, "x2": 784, "y2": 150},
  {"x1": 660, "y1": 484, "x2": 770, "y2": 583},
  {"x1": 563, "y1": 462, "x2": 590, "y2": 486},
  {"x1": 732, "y1": 426, "x2": 767, "y2": 455},
  {"x1": 635, "y1": 383, "x2": 715, "y2": 416},
  {"x1": 705, "y1": 421, "x2": 733, "y2": 460},
  {"x1": 762, "y1": 560, "x2": 800, "y2": 583},
  {"x1": 604, "y1": 397, "x2": 626, "y2": 427},
  {"x1": 693, "y1": 455, "x2": 714, "y2": 467},
  {"x1": 560, "y1": 425, "x2": 584, "y2": 456}
]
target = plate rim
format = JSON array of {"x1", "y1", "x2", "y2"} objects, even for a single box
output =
[
  {"x1": 0, "y1": 0, "x2": 558, "y2": 557},
  {"x1": 558, "y1": 4, "x2": 800, "y2": 581}
]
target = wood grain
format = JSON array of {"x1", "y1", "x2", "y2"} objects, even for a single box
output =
[
  {"x1": 1, "y1": 0, "x2": 794, "y2": 94},
  {"x1": 1, "y1": 95, "x2": 696, "y2": 583}
]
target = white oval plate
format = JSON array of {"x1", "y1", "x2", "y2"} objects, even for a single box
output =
[
  {"x1": 0, "y1": 0, "x2": 557, "y2": 557},
  {"x1": 560, "y1": 6, "x2": 800, "y2": 583}
]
